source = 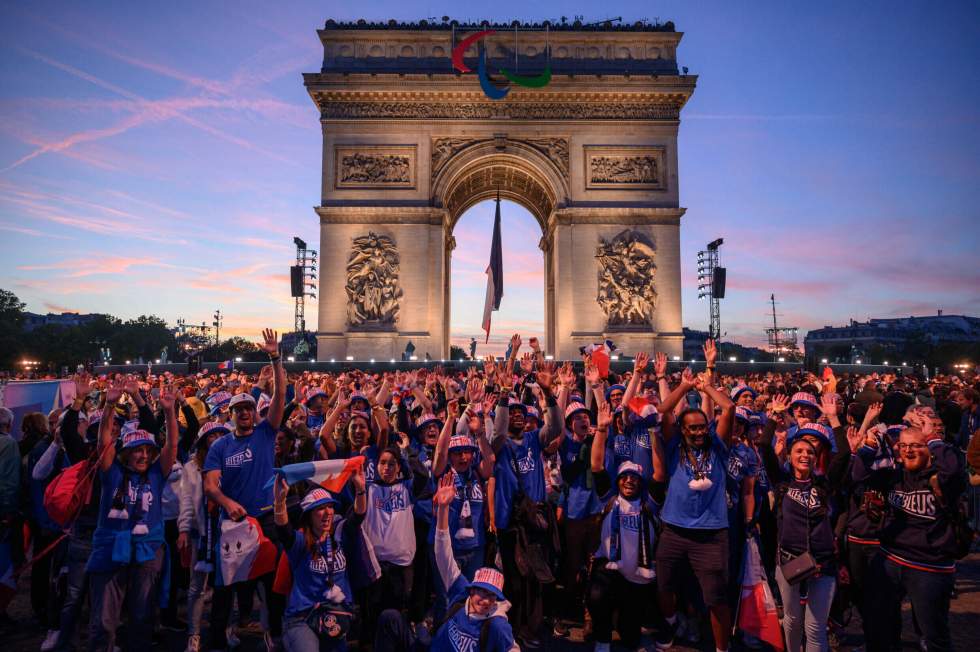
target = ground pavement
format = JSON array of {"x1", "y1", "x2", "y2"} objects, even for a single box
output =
[{"x1": 5, "y1": 554, "x2": 979, "y2": 651}]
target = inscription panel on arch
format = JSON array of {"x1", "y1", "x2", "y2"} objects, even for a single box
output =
[
  {"x1": 335, "y1": 145, "x2": 417, "y2": 189},
  {"x1": 584, "y1": 145, "x2": 667, "y2": 190}
]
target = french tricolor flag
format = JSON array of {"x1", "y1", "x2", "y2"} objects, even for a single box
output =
[
  {"x1": 267, "y1": 456, "x2": 365, "y2": 492},
  {"x1": 217, "y1": 360, "x2": 234, "y2": 370}
]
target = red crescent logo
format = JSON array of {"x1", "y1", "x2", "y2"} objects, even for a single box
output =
[{"x1": 452, "y1": 30, "x2": 496, "y2": 73}]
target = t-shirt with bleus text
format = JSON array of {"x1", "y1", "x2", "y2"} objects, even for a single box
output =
[
  {"x1": 203, "y1": 421, "x2": 276, "y2": 517},
  {"x1": 283, "y1": 518, "x2": 354, "y2": 617},
  {"x1": 364, "y1": 479, "x2": 416, "y2": 566}
]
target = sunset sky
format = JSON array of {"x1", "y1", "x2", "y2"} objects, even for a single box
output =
[{"x1": 1, "y1": 1, "x2": 978, "y2": 355}]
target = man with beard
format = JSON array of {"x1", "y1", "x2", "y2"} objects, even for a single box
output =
[
  {"x1": 203, "y1": 329, "x2": 286, "y2": 652},
  {"x1": 655, "y1": 340, "x2": 736, "y2": 652}
]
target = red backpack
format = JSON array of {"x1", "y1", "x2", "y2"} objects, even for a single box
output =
[{"x1": 43, "y1": 452, "x2": 100, "y2": 528}]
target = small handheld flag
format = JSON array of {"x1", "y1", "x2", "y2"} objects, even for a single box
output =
[
  {"x1": 217, "y1": 360, "x2": 234, "y2": 371},
  {"x1": 267, "y1": 456, "x2": 366, "y2": 493}
]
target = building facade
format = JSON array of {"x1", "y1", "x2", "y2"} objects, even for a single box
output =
[{"x1": 304, "y1": 19, "x2": 696, "y2": 360}]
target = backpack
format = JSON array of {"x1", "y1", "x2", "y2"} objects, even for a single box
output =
[
  {"x1": 43, "y1": 452, "x2": 99, "y2": 528},
  {"x1": 435, "y1": 600, "x2": 493, "y2": 652},
  {"x1": 929, "y1": 474, "x2": 976, "y2": 560}
]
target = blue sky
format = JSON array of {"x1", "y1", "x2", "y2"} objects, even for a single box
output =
[{"x1": 1, "y1": 1, "x2": 978, "y2": 355}]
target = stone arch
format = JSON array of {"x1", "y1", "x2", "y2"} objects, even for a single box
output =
[{"x1": 432, "y1": 141, "x2": 568, "y2": 355}]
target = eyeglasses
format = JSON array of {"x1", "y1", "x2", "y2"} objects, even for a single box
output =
[{"x1": 896, "y1": 443, "x2": 927, "y2": 451}]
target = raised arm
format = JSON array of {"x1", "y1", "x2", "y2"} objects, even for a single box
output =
[
  {"x1": 432, "y1": 400, "x2": 458, "y2": 478},
  {"x1": 621, "y1": 351, "x2": 649, "y2": 409},
  {"x1": 592, "y1": 402, "x2": 612, "y2": 473},
  {"x1": 433, "y1": 475, "x2": 462, "y2": 590},
  {"x1": 698, "y1": 372, "x2": 735, "y2": 445},
  {"x1": 260, "y1": 329, "x2": 286, "y2": 429},
  {"x1": 535, "y1": 364, "x2": 563, "y2": 448},
  {"x1": 158, "y1": 381, "x2": 180, "y2": 476},
  {"x1": 99, "y1": 377, "x2": 126, "y2": 472}
]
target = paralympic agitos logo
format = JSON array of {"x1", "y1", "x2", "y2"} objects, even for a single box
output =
[{"x1": 452, "y1": 30, "x2": 551, "y2": 100}]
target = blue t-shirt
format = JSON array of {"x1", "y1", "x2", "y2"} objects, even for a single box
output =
[
  {"x1": 203, "y1": 421, "x2": 276, "y2": 517},
  {"x1": 429, "y1": 468, "x2": 485, "y2": 552},
  {"x1": 431, "y1": 576, "x2": 517, "y2": 652},
  {"x1": 559, "y1": 435, "x2": 602, "y2": 520},
  {"x1": 662, "y1": 434, "x2": 730, "y2": 530},
  {"x1": 725, "y1": 442, "x2": 761, "y2": 523},
  {"x1": 283, "y1": 520, "x2": 354, "y2": 617},
  {"x1": 494, "y1": 430, "x2": 546, "y2": 530}
]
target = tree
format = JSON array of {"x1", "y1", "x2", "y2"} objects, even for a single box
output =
[
  {"x1": 450, "y1": 345, "x2": 468, "y2": 360},
  {"x1": 201, "y1": 337, "x2": 263, "y2": 362},
  {"x1": 110, "y1": 315, "x2": 177, "y2": 362},
  {"x1": 0, "y1": 289, "x2": 26, "y2": 368}
]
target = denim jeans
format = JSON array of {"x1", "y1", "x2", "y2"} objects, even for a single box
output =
[
  {"x1": 775, "y1": 566, "x2": 836, "y2": 652},
  {"x1": 54, "y1": 535, "x2": 92, "y2": 650},
  {"x1": 283, "y1": 615, "x2": 347, "y2": 652},
  {"x1": 87, "y1": 546, "x2": 164, "y2": 652},
  {"x1": 866, "y1": 554, "x2": 954, "y2": 652}
]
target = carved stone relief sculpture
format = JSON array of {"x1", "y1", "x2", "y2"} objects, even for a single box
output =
[
  {"x1": 335, "y1": 146, "x2": 416, "y2": 188},
  {"x1": 585, "y1": 146, "x2": 666, "y2": 189},
  {"x1": 346, "y1": 232, "x2": 403, "y2": 328},
  {"x1": 595, "y1": 230, "x2": 657, "y2": 328}
]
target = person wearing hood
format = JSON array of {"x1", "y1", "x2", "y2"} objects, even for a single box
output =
[
  {"x1": 430, "y1": 474, "x2": 519, "y2": 652},
  {"x1": 587, "y1": 398, "x2": 666, "y2": 652}
]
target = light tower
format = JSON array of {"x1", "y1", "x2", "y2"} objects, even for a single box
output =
[
  {"x1": 697, "y1": 238, "x2": 725, "y2": 340},
  {"x1": 291, "y1": 237, "x2": 318, "y2": 334}
]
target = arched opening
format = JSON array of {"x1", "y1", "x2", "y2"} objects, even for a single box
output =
[{"x1": 449, "y1": 198, "x2": 545, "y2": 357}]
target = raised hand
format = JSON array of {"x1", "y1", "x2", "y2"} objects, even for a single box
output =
[
  {"x1": 260, "y1": 328, "x2": 279, "y2": 356},
  {"x1": 681, "y1": 366, "x2": 695, "y2": 386},
  {"x1": 520, "y1": 352, "x2": 535, "y2": 374},
  {"x1": 159, "y1": 381, "x2": 178, "y2": 411},
  {"x1": 536, "y1": 361, "x2": 555, "y2": 392},
  {"x1": 509, "y1": 333, "x2": 522, "y2": 356},
  {"x1": 105, "y1": 376, "x2": 126, "y2": 404},
  {"x1": 770, "y1": 393, "x2": 789, "y2": 414},
  {"x1": 703, "y1": 339, "x2": 718, "y2": 367},
  {"x1": 446, "y1": 399, "x2": 460, "y2": 421},
  {"x1": 351, "y1": 466, "x2": 366, "y2": 493},
  {"x1": 557, "y1": 361, "x2": 575, "y2": 387},
  {"x1": 846, "y1": 425, "x2": 864, "y2": 453},
  {"x1": 820, "y1": 393, "x2": 837, "y2": 419},
  {"x1": 73, "y1": 373, "x2": 93, "y2": 400},
  {"x1": 654, "y1": 352, "x2": 668, "y2": 378},
  {"x1": 633, "y1": 351, "x2": 650, "y2": 373},
  {"x1": 482, "y1": 355, "x2": 497, "y2": 378},
  {"x1": 529, "y1": 336, "x2": 540, "y2": 351},
  {"x1": 864, "y1": 402, "x2": 883, "y2": 425},
  {"x1": 597, "y1": 401, "x2": 613, "y2": 430},
  {"x1": 434, "y1": 473, "x2": 456, "y2": 507},
  {"x1": 123, "y1": 375, "x2": 141, "y2": 398},
  {"x1": 584, "y1": 362, "x2": 600, "y2": 386}
]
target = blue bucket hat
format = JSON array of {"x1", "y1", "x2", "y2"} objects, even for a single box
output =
[
  {"x1": 605, "y1": 384, "x2": 627, "y2": 401},
  {"x1": 120, "y1": 428, "x2": 159, "y2": 450},
  {"x1": 467, "y1": 567, "x2": 506, "y2": 600}
]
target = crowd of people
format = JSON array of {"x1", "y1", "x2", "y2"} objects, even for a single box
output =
[{"x1": 1, "y1": 329, "x2": 978, "y2": 652}]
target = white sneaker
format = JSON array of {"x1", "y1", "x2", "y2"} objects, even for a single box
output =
[
  {"x1": 40, "y1": 630, "x2": 60, "y2": 652},
  {"x1": 185, "y1": 634, "x2": 200, "y2": 652},
  {"x1": 226, "y1": 626, "x2": 241, "y2": 648}
]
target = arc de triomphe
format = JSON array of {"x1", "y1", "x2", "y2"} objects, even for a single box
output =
[{"x1": 303, "y1": 19, "x2": 696, "y2": 360}]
